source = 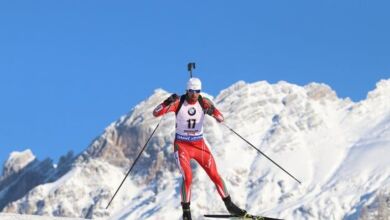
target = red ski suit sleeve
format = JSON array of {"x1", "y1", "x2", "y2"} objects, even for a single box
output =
[
  {"x1": 152, "y1": 99, "x2": 180, "y2": 117},
  {"x1": 200, "y1": 97, "x2": 224, "y2": 123}
]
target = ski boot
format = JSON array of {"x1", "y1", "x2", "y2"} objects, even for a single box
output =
[
  {"x1": 223, "y1": 196, "x2": 247, "y2": 216},
  {"x1": 181, "y1": 202, "x2": 192, "y2": 220}
]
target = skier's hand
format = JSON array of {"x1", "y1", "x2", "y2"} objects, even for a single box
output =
[
  {"x1": 204, "y1": 106, "x2": 215, "y2": 115},
  {"x1": 163, "y1": 93, "x2": 179, "y2": 106},
  {"x1": 214, "y1": 115, "x2": 224, "y2": 123}
]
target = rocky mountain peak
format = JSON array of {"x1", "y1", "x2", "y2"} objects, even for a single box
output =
[{"x1": 2, "y1": 149, "x2": 36, "y2": 178}]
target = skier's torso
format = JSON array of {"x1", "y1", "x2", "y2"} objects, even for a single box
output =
[
  {"x1": 175, "y1": 99, "x2": 205, "y2": 141},
  {"x1": 153, "y1": 94, "x2": 224, "y2": 142}
]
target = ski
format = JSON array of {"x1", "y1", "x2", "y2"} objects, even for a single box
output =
[{"x1": 204, "y1": 213, "x2": 283, "y2": 220}]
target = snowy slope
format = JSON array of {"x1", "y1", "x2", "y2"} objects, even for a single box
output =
[
  {"x1": 0, "y1": 213, "x2": 85, "y2": 220},
  {"x1": 1, "y1": 79, "x2": 390, "y2": 220}
]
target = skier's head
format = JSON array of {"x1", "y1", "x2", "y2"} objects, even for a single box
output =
[
  {"x1": 187, "y1": 77, "x2": 202, "y2": 91},
  {"x1": 186, "y1": 77, "x2": 202, "y2": 102}
]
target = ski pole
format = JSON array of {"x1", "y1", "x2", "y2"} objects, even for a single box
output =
[
  {"x1": 105, "y1": 105, "x2": 172, "y2": 209},
  {"x1": 222, "y1": 123, "x2": 302, "y2": 185}
]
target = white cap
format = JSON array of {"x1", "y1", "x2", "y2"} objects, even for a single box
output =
[{"x1": 187, "y1": 77, "x2": 202, "y2": 90}]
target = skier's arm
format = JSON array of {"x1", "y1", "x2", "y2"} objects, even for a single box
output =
[
  {"x1": 202, "y1": 98, "x2": 224, "y2": 123},
  {"x1": 153, "y1": 94, "x2": 179, "y2": 117}
]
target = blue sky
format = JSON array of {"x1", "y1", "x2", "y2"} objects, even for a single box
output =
[{"x1": 1, "y1": 0, "x2": 389, "y2": 168}]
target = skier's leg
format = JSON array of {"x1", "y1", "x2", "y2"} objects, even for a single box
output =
[
  {"x1": 175, "y1": 142, "x2": 193, "y2": 220},
  {"x1": 193, "y1": 141, "x2": 229, "y2": 198},
  {"x1": 194, "y1": 141, "x2": 247, "y2": 216},
  {"x1": 174, "y1": 142, "x2": 193, "y2": 203}
]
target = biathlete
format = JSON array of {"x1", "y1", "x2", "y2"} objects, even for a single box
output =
[{"x1": 153, "y1": 77, "x2": 246, "y2": 220}]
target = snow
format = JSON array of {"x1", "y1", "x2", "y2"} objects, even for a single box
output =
[
  {"x1": 0, "y1": 213, "x2": 86, "y2": 220},
  {"x1": 1, "y1": 78, "x2": 390, "y2": 220}
]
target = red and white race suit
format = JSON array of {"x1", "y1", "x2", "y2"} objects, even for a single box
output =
[{"x1": 153, "y1": 95, "x2": 228, "y2": 203}]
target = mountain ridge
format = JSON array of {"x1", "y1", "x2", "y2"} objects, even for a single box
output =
[{"x1": 1, "y1": 79, "x2": 390, "y2": 220}]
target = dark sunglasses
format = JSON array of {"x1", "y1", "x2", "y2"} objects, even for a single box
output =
[{"x1": 188, "y1": 89, "x2": 201, "y2": 94}]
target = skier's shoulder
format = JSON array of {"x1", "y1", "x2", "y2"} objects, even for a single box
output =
[
  {"x1": 199, "y1": 95, "x2": 214, "y2": 108},
  {"x1": 200, "y1": 95, "x2": 211, "y2": 102}
]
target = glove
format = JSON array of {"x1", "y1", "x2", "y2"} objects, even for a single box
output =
[
  {"x1": 214, "y1": 115, "x2": 224, "y2": 123},
  {"x1": 204, "y1": 106, "x2": 215, "y2": 115},
  {"x1": 163, "y1": 93, "x2": 179, "y2": 106}
]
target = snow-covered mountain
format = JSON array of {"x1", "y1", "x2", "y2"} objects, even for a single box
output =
[{"x1": 1, "y1": 79, "x2": 390, "y2": 220}]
